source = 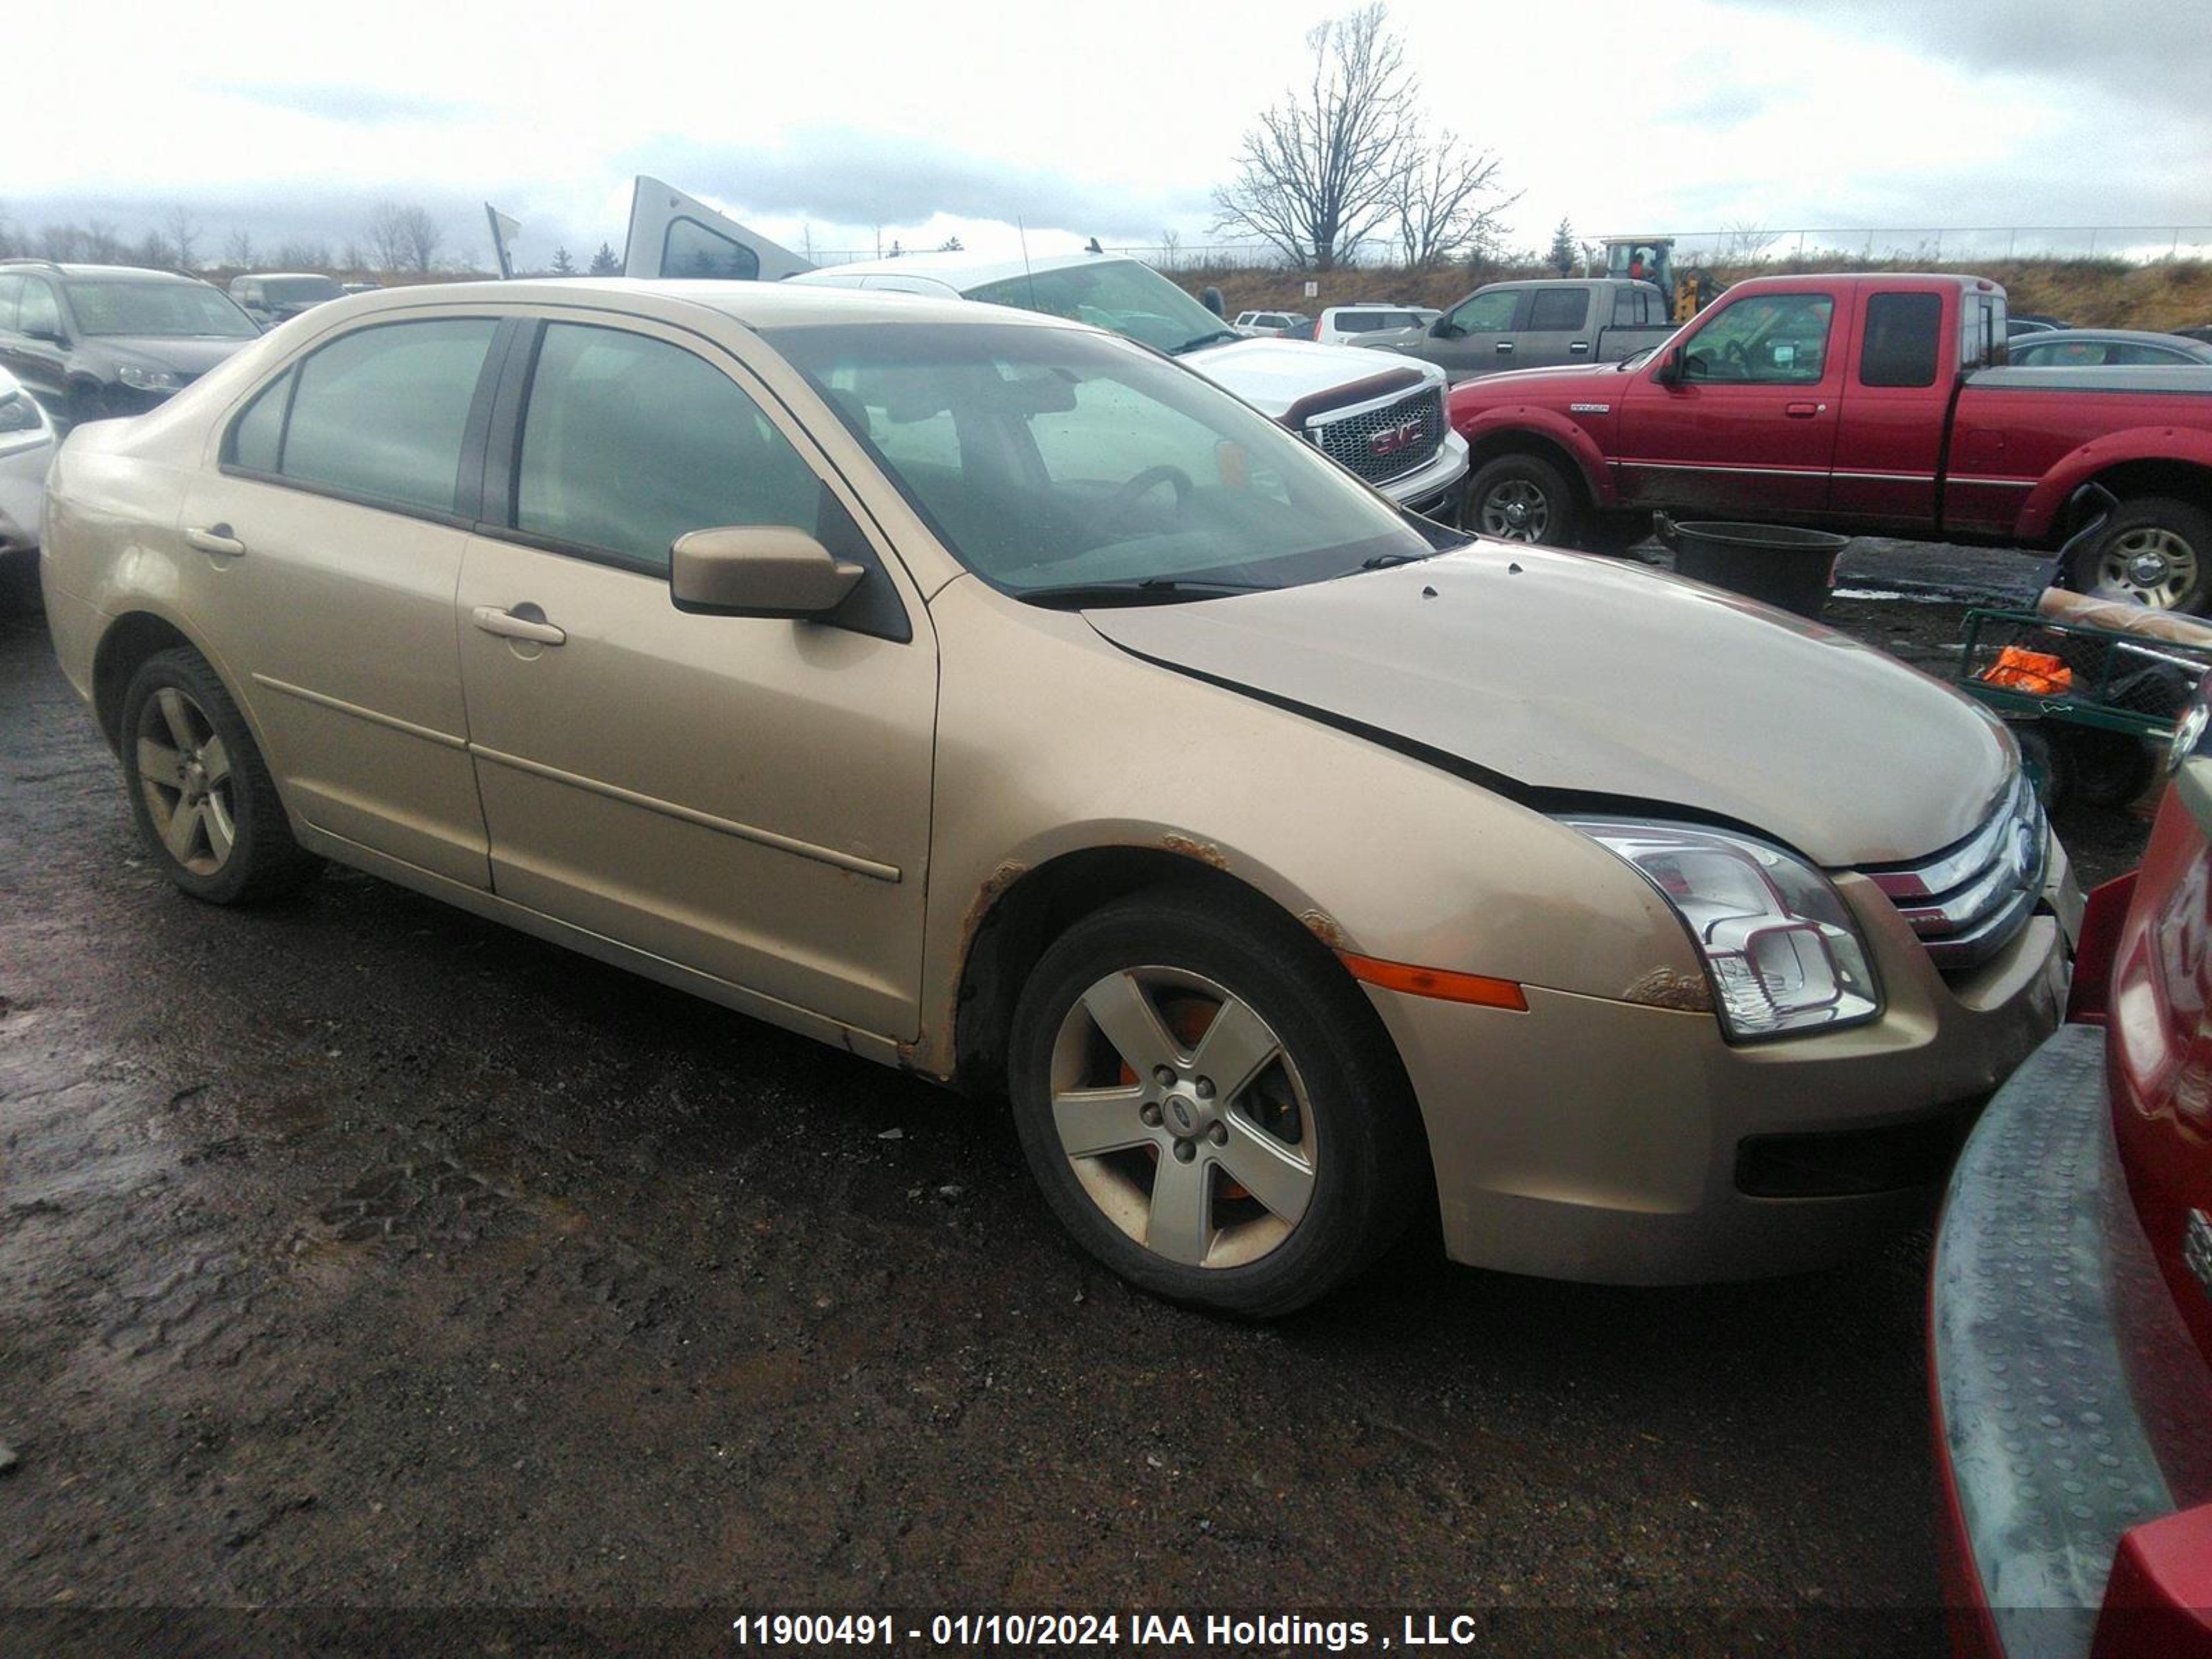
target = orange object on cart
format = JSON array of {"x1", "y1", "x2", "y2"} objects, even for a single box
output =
[{"x1": 1978, "y1": 646, "x2": 2074, "y2": 695}]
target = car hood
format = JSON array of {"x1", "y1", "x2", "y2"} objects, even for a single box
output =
[
  {"x1": 1082, "y1": 541, "x2": 2010, "y2": 867},
  {"x1": 1187, "y1": 336, "x2": 1445, "y2": 420},
  {"x1": 97, "y1": 336, "x2": 259, "y2": 375}
]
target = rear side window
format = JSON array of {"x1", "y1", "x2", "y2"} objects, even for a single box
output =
[
  {"x1": 225, "y1": 373, "x2": 291, "y2": 473},
  {"x1": 1528, "y1": 288, "x2": 1589, "y2": 330},
  {"x1": 279, "y1": 319, "x2": 499, "y2": 514},
  {"x1": 663, "y1": 216, "x2": 760, "y2": 281},
  {"x1": 514, "y1": 324, "x2": 819, "y2": 572},
  {"x1": 1859, "y1": 292, "x2": 1943, "y2": 388},
  {"x1": 1334, "y1": 312, "x2": 1380, "y2": 332}
]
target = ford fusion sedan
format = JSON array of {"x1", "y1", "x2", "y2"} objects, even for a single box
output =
[
  {"x1": 0, "y1": 261, "x2": 261, "y2": 427},
  {"x1": 0, "y1": 363, "x2": 54, "y2": 556},
  {"x1": 44, "y1": 279, "x2": 2078, "y2": 1315}
]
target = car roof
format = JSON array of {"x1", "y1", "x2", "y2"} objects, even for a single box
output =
[
  {"x1": 791, "y1": 248, "x2": 1148, "y2": 291},
  {"x1": 2014, "y1": 328, "x2": 2212, "y2": 349},
  {"x1": 317, "y1": 276, "x2": 1070, "y2": 332},
  {"x1": 0, "y1": 261, "x2": 204, "y2": 284},
  {"x1": 245, "y1": 272, "x2": 341, "y2": 283}
]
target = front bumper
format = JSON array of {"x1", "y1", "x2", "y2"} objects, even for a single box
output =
[
  {"x1": 1378, "y1": 429, "x2": 1469, "y2": 518},
  {"x1": 1364, "y1": 833, "x2": 2079, "y2": 1284},
  {"x1": 1930, "y1": 1023, "x2": 2212, "y2": 1659}
]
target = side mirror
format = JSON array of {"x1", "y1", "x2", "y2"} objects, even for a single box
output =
[
  {"x1": 670, "y1": 526, "x2": 864, "y2": 619},
  {"x1": 1432, "y1": 319, "x2": 1461, "y2": 339},
  {"x1": 1653, "y1": 345, "x2": 1685, "y2": 386}
]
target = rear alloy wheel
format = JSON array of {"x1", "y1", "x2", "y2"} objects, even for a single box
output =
[
  {"x1": 1009, "y1": 885, "x2": 1421, "y2": 1318},
  {"x1": 2068, "y1": 497, "x2": 2212, "y2": 612},
  {"x1": 1464, "y1": 453, "x2": 1577, "y2": 546},
  {"x1": 122, "y1": 648, "x2": 319, "y2": 904}
]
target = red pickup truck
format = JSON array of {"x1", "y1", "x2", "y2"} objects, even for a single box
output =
[{"x1": 1446, "y1": 272, "x2": 2212, "y2": 611}]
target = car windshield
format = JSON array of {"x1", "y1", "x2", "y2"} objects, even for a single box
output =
[
  {"x1": 965, "y1": 261, "x2": 1237, "y2": 356},
  {"x1": 67, "y1": 280, "x2": 259, "y2": 339},
  {"x1": 263, "y1": 276, "x2": 341, "y2": 306},
  {"x1": 765, "y1": 321, "x2": 1443, "y2": 601}
]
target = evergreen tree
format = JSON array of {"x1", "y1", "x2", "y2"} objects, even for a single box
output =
[
  {"x1": 588, "y1": 241, "x2": 620, "y2": 276},
  {"x1": 550, "y1": 245, "x2": 577, "y2": 276},
  {"x1": 1548, "y1": 216, "x2": 1577, "y2": 276}
]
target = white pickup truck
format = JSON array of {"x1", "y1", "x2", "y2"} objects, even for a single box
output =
[{"x1": 620, "y1": 179, "x2": 1469, "y2": 521}]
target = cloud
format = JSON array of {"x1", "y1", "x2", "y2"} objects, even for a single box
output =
[{"x1": 215, "y1": 82, "x2": 467, "y2": 124}]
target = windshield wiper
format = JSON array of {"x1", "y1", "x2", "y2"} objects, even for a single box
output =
[
  {"x1": 1358, "y1": 550, "x2": 1432, "y2": 570},
  {"x1": 1166, "y1": 329, "x2": 1241, "y2": 355},
  {"x1": 1018, "y1": 577, "x2": 1268, "y2": 609}
]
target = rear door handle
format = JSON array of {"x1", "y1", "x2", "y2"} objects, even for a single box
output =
[
  {"x1": 471, "y1": 605, "x2": 566, "y2": 646},
  {"x1": 183, "y1": 523, "x2": 245, "y2": 556},
  {"x1": 1784, "y1": 402, "x2": 1825, "y2": 418}
]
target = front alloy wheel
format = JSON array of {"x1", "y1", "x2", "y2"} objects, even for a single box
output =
[
  {"x1": 1009, "y1": 884, "x2": 1422, "y2": 1318},
  {"x1": 1048, "y1": 966, "x2": 1317, "y2": 1270}
]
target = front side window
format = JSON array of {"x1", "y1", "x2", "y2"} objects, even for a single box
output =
[
  {"x1": 63, "y1": 280, "x2": 257, "y2": 339},
  {"x1": 1859, "y1": 292, "x2": 1943, "y2": 388},
  {"x1": 1444, "y1": 289, "x2": 1517, "y2": 335},
  {"x1": 966, "y1": 261, "x2": 1229, "y2": 356},
  {"x1": 514, "y1": 324, "x2": 821, "y2": 572},
  {"x1": 1527, "y1": 288, "x2": 1588, "y2": 331},
  {"x1": 663, "y1": 217, "x2": 760, "y2": 281},
  {"x1": 280, "y1": 319, "x2": 498, "y2": 514},
  {"x1": 0, "y1": 275, "x2": 20, "y2": 333},
  {"x1": 1683, "y1": 294, "x2": 1835, "y2": 385},
  {"x1": 263, "y1": 276, "x2": 343, "y2": 307},
  {"x1": 767, "y1": 321, "x2": 1438, "y2": 599}
]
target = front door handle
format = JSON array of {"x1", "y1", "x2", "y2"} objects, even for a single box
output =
[
  {"x1": 1495, "y1": 341, "x2": 1515, "y2": 353},
  {"x1": 1568, "y1": 341, "x2": 1589, "y2": 353},
  {"x1": 183, "y1": 523, "x2": 245, "y2": 556},
  {"x1": 1784, "y1": 402, "x2": 1826, "y2": 418},
  {"x1": 471, "y1": 605, "x2": 566, "y2": 646}
]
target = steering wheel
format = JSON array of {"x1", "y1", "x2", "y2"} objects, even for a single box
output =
[
  {"x1": 1720, "y1": 339, "x2": 1752, "y2": 377},
  {"x1": 1100, "y1": 465, "x2": 1193, "y2": 524}
]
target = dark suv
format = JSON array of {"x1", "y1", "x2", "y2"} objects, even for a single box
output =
[{"x1": 0, "y1": 261, "x2": 261, "y2": 427}]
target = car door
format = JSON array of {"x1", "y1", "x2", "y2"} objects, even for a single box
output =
[
  {"x1": 1828, "y1": 288, "x2": 1950, "y2": 529},
  {"x1": 1515, "y1": 284, "x2": 1593, "y2": 369},
  {"x1": 0, "y1": 275, "x2": 24, "y2": 388},
  {"x1": 619, "y1": 175, "x2": 814, "y2": 281},
  {"x1": 10, "y1": 276, "x2": 73, "y2": 410},
  {"x1": 453, "y1": 312, "x2": 936, "y2": 1039},
  {"x1": 1614, "y1": 290, "x2": 1848, "y2": 518},
  {"x1": 173, "y1": 312, "x2": 506, "y2": 889},
  {"x1": 1425, "y1": 286, "x2": 1524, "y2": 380}
]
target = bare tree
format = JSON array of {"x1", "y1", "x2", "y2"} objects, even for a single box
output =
[
  {"x1": 1157, "y1": 227, "x2": 1182, "y2": 270},
  {"x1": 166, "y1": 205, "x2": 201, "y2": 270},
  {"x1": 133, "y1": 230, "x2": 178, "y2": 270},
  {"x1": 1390, "y1": 133, "x2": 1518, "y2": 268},
  {"x1": 1210, "y1": 3, "x2": 1418, "y2": 270},
  {"x1": 223, "y1": 227, "x2": 258, "y2": 269},
  {"x1": 0, "y1": 204, "x2": 20, "y2": 260},
  {"x1": 272, "y1": 237, "x2": 334, "y2": 271},
  {"x1": 1718, "y1": 218, "x2": 1774, "y2": 265},
  {"x1": 366, "y1": 202, "x2": 441, "y2": 274}
]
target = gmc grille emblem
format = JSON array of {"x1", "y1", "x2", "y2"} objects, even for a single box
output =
[{"x1": 1370, "y1": 420, "x2": 1426, "y2": 458}]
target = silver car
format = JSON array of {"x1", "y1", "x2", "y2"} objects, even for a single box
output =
[{"x1": 0, "y1": 362, "x2": 54, "y2": 554}]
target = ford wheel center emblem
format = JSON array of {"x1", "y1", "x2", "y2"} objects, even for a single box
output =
[{"x1": 1371, "y1": 420, "x2": 1425, "y2": 458}]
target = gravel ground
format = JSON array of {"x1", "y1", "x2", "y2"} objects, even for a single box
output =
[{"x1": 0, "y1": 538, "x2": 2149, "y2": 1656}]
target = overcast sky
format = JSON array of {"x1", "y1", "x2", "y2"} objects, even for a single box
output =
[{"x1": 8, "y1": 0, "x2": 2209, "y2": 270}]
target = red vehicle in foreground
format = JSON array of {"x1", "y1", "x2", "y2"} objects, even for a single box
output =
[
  {"x1": 1931, "y1": 685, "x2": 2212, "y2": 1656},
  {"x1": 1445, "y1": 272, "x2": 2212, "y2": 611}
]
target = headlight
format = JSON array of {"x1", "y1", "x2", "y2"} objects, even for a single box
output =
[
  {"x1": 116, "y1": 366, "x2": 182, "y2": 393},
  {"x1": 1566, "y1": 818, "x2": 1882, "y2": 1041}
]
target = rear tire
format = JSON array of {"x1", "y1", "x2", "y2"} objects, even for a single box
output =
[
  {"x1": 2066, "y1": 496, "x2": 2212, "y2": 613},
  {"x1": 1464, "y1": 453, "x2": 1578, "y2": 547},
  {"x1": 120, "y1": 648, "x2": 319, "y2": 905},
  {"x1": 2061, "y1": 728, "x2": 2155, "y2": 811},
  {"x1": 1007, "y1": 884, "x2": 1424, "y2": 1318}
]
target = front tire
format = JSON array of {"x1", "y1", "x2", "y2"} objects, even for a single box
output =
[
  {"x1": 2067, "y1": 496, "x2": 2212, "y2": 612},
  {"x1": 121, "y1": 648, "x2": 319, "y2": 904},
  {"x1": 1008, "y1": 885, "x2": 1423, "y2": 1318},
  {"x1": 1464, "y1": 453, "x2": 1577, "y2": 546}
]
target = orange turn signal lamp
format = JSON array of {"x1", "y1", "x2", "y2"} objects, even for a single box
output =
[{"x1": 1338, "y1": 953, "x2": 1528, "y2": 1011}]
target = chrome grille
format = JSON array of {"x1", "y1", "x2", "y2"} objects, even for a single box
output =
[
  {"x1": 1306, "y1": 385, "x2": 1445, "y2": 486},
  {"x1": 1859, "y1": 773, "x2": 2048, "y2": 972}
]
